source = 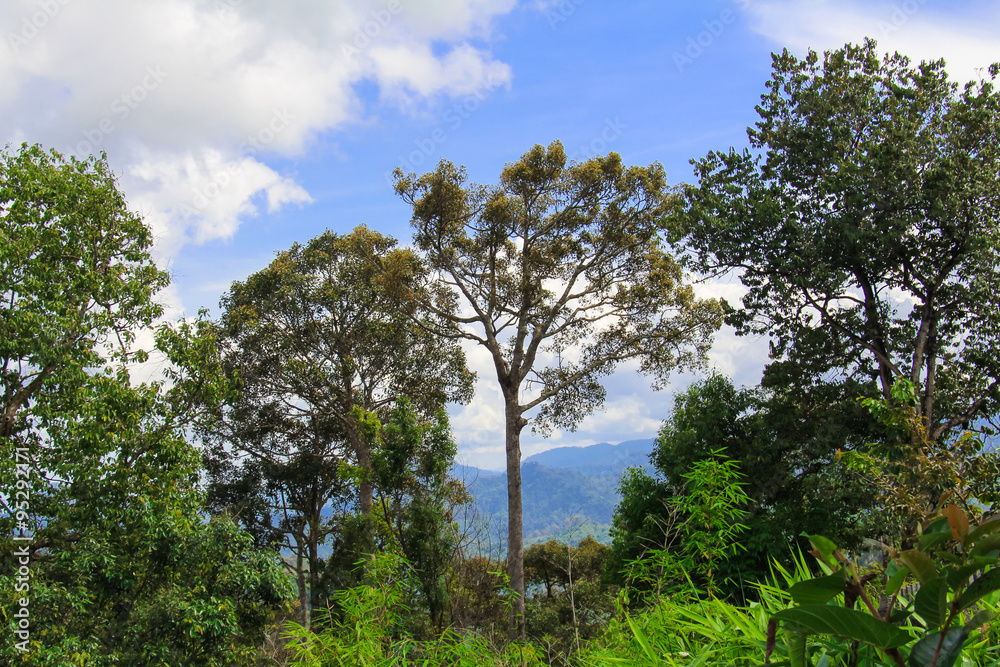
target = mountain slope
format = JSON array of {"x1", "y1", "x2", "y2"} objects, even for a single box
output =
[
  {"x1": 459, "y1": 460, "x2": 629, "y2": 547},
  {"x1": 521, "y1": 438, "x2": 656, "y2": 476}
]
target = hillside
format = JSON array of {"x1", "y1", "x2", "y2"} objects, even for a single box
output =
[
  {"x1": 455, "y1": 438, "x2": 657, "y2": 548},
  {"x1": 522, "y1": 438, "x2": 655, "y2": 476}
]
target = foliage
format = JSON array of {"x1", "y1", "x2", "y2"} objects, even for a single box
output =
[
  {"x1": 679, "y1": 39, "x2": 1000, "y2": 455},
  {"x1": 767, "y1": 504, "x2": 1000, "y2": 667},
  {"x1": 0, "y1": 143, "x2": 292, "y2": 665},
  {"x1": 842, "y1": 377, "x2": 1000, "y2": 536},
  {"x1": 1, "y1": 501, "x2": 294, "y2": 667},
  {"x1": 194, "y1": 226, "x2": 474, "y2": 625},
  {"x1": 612, "y1": 375, "x2": 879, "y2": 600},
  {"x1": 615, "y1": 450, "x2": 750, "y2": 600},
  {"x1": 523, "y1": 536, "x2": 617, "y2": 664},
  {"x1": 446, "y1": 555, "x2": 510, "y2": 633},
  {"x1": 0, "y1": 143, "x2": 169, "y2": 441},
  {"x1": 394, "y1": 140, "x2": 723, "y2": 636},
  {"x1": 283, "y1": 552, "x2": 548, "y2": 667},
  {"x1": 360, "y1": 397, "x2": 467, "y2": 634}
]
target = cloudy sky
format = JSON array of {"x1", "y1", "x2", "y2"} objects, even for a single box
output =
[{"x1": 3, "y1": 0, "x2": 997, "y2": 469}]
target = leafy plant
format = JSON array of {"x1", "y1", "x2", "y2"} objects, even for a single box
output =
[
  {"x1": 766, "y1": 506, "x2": 999, "y2": 667},
  {"x1": 620, "y1": 450, "x2": 750, "y2": 599}
]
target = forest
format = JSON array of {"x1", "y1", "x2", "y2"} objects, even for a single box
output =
[{"x1": 2, "y1": 39, "x2": 1000, "y2": 666}]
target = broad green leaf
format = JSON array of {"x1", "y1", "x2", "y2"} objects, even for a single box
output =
[
  {"x1": 970, "y1": 533, "x2": 1000, "y2": 557},
  {"x1": 919, "y1": 531, "x2": 952, "y2": 552},
  {"x1": 886, "y1": 564, "x2": 910, "y2": 596},
  {"x1": 913, "y1": 577, "x2": 948, "y2": 629},
  {"x1": 936, "y1": 552, "x2": 961, "y2": 565},
  {"x1": 899, "y1": 551, "x2": 937, "y2": 584},
  {"x1": 946, "y1": 563, "x2": 983, "y2": 590},
  {"x1": 805, "y1": 535, "x2": 840, "y2": 570},
  {"x1": 789, "y1": 570, "x2": 846, "y2": 605},
  {"x1": 957, "y1": 569, "x2": 1000, "y2": 611},
  {"x1": 921, "y1": 517, "x2": 951, "y2": 538},
  {"x1": 784, "y1": 630, "x2": 807, "y2": 667},
  {"x1": 888, "y1": 609, "x2": 913, "y2": 624},
  {"x1": 772, "y1": 605, "x2": 912, "y2": 649},
  {"x1": 964, "y1": 608, "x2": 997, "y2": 632},
  {"x1": 907, "y1": 627, "x2": 968, "y2": 667},
  {"x1": 966, "y1": 515, "x2": 1000, "y2": 544}
]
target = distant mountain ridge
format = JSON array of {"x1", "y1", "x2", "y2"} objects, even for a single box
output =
[
  {"x1": 521, "y1": 438, "x2": 656, "y2": 476},
  {"x1": 453, "y1": 438, "x2": 658, "y2": 548}
]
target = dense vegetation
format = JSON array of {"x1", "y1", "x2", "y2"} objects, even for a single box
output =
[{"x1": 2, "y1": 39, "x2": 999, "y2": 666}]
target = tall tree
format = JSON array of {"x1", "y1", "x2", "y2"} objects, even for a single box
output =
[
  {"x1": 198, "y1": 226, "x2": 474, "y2": 627},
  {"x1": 0, "y1": 144, "x2": 291, "y2": 664},
  {"x1": 680, "y1": 40, "x2": 1000, "y2": 456},
  {"x1": 0, "y1": 143, "x2": 167, "y2": 439},
  {"x1": 394, "y1": 141, "x2": 723, "y2": 636}
]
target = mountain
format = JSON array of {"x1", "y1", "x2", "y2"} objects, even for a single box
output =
[
  {"x1": 522, "y1": 438, "x2": 656, "y2": 477},
  {"x1": 458, "y1": 462, "x2": 619, "y2": 547},
  {"x1": 454, "y1": 439, "x2": 658, "y2": 550}
]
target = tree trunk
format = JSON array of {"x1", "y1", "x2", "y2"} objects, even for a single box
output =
[
  {"x1": 296, "y1": 548, "x2": 309, "y2": 630},
  {"x1": 349, "y1": 426, "x2": 374, "y2": 517},
  {"x1": 504, "y1": 398, "x2": 527, "y2": 640},
  {"x1": 308, "y1": 516, "x2": 321, "y2": 624}
]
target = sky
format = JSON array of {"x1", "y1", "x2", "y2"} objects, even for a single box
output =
[{"x1": 3, "y1": 0, "x2": 998, "y2": 470}]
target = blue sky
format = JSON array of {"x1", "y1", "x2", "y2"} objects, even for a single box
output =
[{"x1": 3, "y1": 0, "x2": 997, "y2": 469}]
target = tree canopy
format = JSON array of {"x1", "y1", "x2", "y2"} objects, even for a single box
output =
[
  {"x1": 197, "y1": 226, "x2": 474, "y2": 626},
  {"x1": 679, "y1": 40, "x2": 1000, "y2": 450}
]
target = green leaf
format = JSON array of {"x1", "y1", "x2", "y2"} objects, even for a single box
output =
[
  {"x1": 913, "y1": 577, "x2": 948, "y2": 629},
  {"x1": 784, "y1": 629, "x2": 807, "y2": 667},
  {"x1": 946, "y1": 563, "x2": 983, "y2": 591},
  {"x1": 970, "y1": 533, "x2": 1000, "y2": 557},
  {"x1": 886, "y1": 564, "x2": 911, "y2": 596},
  {"x1": 772, "y1": 605, "x2": 912, "y2": 649},
  {"x1": 957, "y1": 569, "x2": 1000, "y2": 611},
  {"x1": 899, "y1": 551, "x2": 937, "y2": 584},
  {"x1": 964, "y1": 607, "x2": 997, "y2": 632},
  {"x1": 919, "y1": 531, "x2": 952, "y2": 552},
  {"x1": 789, "y1": 570, "x2": 846, "y2": 605},
  {"x1": 625, "y1": 616, "x2": 657, "y2": 662},
  {"x1": 888, "y1": 608, "x2": 913, "y2": 624},
  {"x1": 966, "y1": 515, "x2": 1000, "y2": 544},
  {"x1": 805, "y1": 535, "x2": 840, "y2": 570},
  {"x1": 907, "y1": 627, "x2": 968, "y2": 667}
]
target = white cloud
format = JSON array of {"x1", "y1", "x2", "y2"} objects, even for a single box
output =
[
  {"x1": 747, "y1": 1, "x2": 1000, "y2": 85},
  {"x1": 0, "y1": 0, "x2": 515, "y2": 258},
  {"x1": 126, "y1": 147, "x2": 312, "y2": 256},
  {"x1": 575, "y1": 394, "x2": 663, "y2": 435}
]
